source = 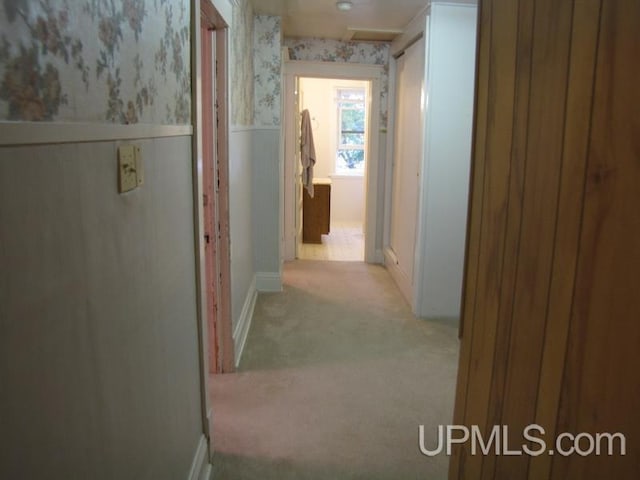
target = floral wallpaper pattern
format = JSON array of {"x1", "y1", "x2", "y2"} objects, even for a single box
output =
[
  {"x1": 284, "y1": 37, "x2": 390, "y2": 128},
  {"x1": 0, "y1": 0, "x2": 190, "y2": 124},
  {"x1": 230, "y1": 0, "x2": 253, "y2": 126},
  {"x1": 253, "y1": 15, "x2": 281, "y2": 127}
]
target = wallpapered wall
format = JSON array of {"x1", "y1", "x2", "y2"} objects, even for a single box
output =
[
  {"x1": 230, "y1": 0, "x2": 253, "y2": 126},
  {"x1": 0, "y1": 0, "x2": 190, "y2": 125},
  {"x1": 253, "y1": 15, "x2": 281, "y2": 127},
  {"x1": 284, "y1": 37, "x2": 390, "y2": 129}
]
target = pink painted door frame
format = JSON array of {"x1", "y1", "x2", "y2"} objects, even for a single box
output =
[
  {"x1": 201, "y1": 18, "x2": 219, "y2": 374},
  {"x1": 200, "y1": 1, "x2": 234, "y2": 375}
]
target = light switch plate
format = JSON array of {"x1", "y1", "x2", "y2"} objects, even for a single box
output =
[{"x1": 118, "y1": 145, "x2": 140, "y2": 193}]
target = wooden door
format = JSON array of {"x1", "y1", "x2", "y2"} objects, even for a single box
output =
[{"x1": 451, "y1": 0, "x2": 640, "y2": 478}]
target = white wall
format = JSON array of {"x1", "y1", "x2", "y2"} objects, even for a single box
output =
[
  {"x1": 299, "y1": 77, "x2": 367, "y2": 225},
  {"x1": 0, "y1": 136, "x2": 204, "y2": 479},
  {"x1": 298, "y1": 77, "x2": 334, "y2": 179},
  {"x1": 417, "y1": 3, "x2": 478, "y2": 319},
  {"x1": 252, "y1": 128, "x2": 282, "y2": 290},
  {"x1": 229, "y1": 128, "x2": 255, "y2": 331},
  {"x1": 252, "y1": 14, "x2": 283, "y2": 291}
]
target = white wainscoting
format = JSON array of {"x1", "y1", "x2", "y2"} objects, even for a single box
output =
[{"x1": 233, "y1": 275, "x2": 257, "y2": 368}]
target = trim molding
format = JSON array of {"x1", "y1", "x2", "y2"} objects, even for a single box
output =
[
  {"x1": 209, "y1": 0, "x2": 233, "y2": 26},
  {"x1": 230, "y1": 125, "x2": 281, "y2": 133},
  {"x1": 233, "y1": 276, "x2": 258, "y2": 368},
  {"x1": 391, "y1": 4, "x2": 429, "y2": 57},
  {"x1": 199, "y1": 464, "x2": 212, "y2": 480},
  {"x1": 255, "y1": 272, "x2": 283, "y2": 292},
  {"x1": 383, "y1": 247, "x2": 413, "y2": 309},
  {"x1": 252, "y1": 125, "x2": 282, "y2": 131},
  {"x1": 284, "y1": 60, "x2": 383, "y2": 80},
  {"x1": 423, "y1": 315, "x2": 460, "y2": 328},
  {"x1": 187, "y1": 435, "x2": 212, "y2": 480},
  {"x1": 0, "y1": 122, "x2": 192, "y2": 146},
  {"x1": 230, "y1": 125, "x2": 256, "y2": 132}
]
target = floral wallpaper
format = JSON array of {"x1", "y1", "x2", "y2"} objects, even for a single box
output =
[
  {"x1": 0, "y1": 0, "x2": 190, "y2": 124},
  {"x1": 253, "y1": 15, "x2": 281, "y2": 127},
  {"x1": 284, "y1": 37, "x2": 390, "y2": 128},
  {"x1": 230, "y1": 0, "x2": 253, "y2": 126}
]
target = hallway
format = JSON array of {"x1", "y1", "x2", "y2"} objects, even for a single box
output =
[{"x1": 210, "y1": 261, "x2": 459, "y2": 479}]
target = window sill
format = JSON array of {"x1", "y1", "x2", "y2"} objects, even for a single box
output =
[{"x1": 330, "y1": 173, "x2": 365, "y2": 179}]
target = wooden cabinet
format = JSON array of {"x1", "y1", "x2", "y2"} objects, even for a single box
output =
[{"x1": 302, "y1": 179, "x2": 331, "y2": 244}]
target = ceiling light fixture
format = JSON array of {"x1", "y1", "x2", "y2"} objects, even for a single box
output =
[{"x1": 336, "y1": 1, "x2": 353, "y2": 12}]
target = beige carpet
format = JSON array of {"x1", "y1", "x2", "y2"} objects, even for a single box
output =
[{"x1": 210, "y1": 260, "x2": 459, "y2": 479}]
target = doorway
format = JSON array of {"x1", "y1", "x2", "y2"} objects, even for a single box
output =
[
  {"x1": 283, "y1": 61, "x2": 383, "y2": 265},
  {"x1": 192, "y1": 0, "x2": 234, "y2": 463},
  {"x1": 296, "y1": 77, "x2": 370, "y2": 262}
]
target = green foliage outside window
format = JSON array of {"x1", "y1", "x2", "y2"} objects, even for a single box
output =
[{"x1": 336, "y1": 88, "x2": 366, "y2": 174}]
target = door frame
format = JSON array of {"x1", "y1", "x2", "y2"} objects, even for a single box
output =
[
  {"x1": 191, "y1": 0, "x2": 233, "y2": 456},
  {"x1": 200, "y1": 12, "x2": 220, "y2": 375},
  {"x1": 283, "y1": 61, "x2": 383, "y2": 264}
]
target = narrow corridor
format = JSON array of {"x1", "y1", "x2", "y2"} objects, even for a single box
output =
[{"x1": 210, "y1": 260, "x2": 459, "y2": 479}]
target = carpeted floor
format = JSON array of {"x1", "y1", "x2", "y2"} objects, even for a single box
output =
[{"x1": 210, "y1": 260, "x2": 460, "y2": 479}]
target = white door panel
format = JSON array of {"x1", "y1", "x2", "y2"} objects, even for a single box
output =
[{"x1": 390, "y1": 38, "x2": 425, "y2": 289}]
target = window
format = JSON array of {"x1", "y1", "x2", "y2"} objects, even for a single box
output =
[{"x1": 336, "y1": 88, "x2": 366, "y2": 175}]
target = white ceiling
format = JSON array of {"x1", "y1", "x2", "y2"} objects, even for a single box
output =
[{"x1": 251, "y1": 0, "x2": 430, "y2": 41}]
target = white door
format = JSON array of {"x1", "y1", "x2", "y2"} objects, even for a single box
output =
[
  {"x1": 294, "y1": 76, "x2": 303, "y2": 258},
  {"x1": 389, "y1": 37, "x2": 425, "y2": 301}
]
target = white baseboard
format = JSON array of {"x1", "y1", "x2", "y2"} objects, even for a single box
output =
[
  {"x1": 233, "y1": 276, "x2": 257, "y2": 368},
  {"x1": 255, "y1": 271, "x2": 283, "y2": 292},
  {"x1": 199, "y1": 464, "x2": 212, "y2": 480},
  {"x1": 422, "y1": 315, "x2": 460, "y2": 328},
  {"x1": 383, "y1": 247, "x2": 413, "y2": 308},
  {"x1": 188, "y1": 435, "x2": 211, "y2": 480},
  {"x1": 383, "y1": 246, "x2": 398, "y2": 265}
]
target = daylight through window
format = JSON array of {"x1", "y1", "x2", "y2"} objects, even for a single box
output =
[{"x1": 336, "y1": 88, "x2": 366, "y2": 175}]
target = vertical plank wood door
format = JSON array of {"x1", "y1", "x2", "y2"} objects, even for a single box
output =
[
  {"x1": 552, "y1": 0, "x2": 640, "y2": 477},
  {"x1": 452, "y1": 0, "x2": 640, "y2": 478}
]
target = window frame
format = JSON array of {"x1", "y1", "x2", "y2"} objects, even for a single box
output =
[{"x1": 335, "y1": 87, "x2": 367, "y2": 176}]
